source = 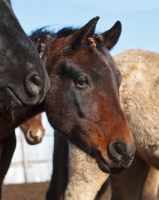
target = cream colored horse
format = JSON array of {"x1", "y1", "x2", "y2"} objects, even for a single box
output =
[{"x1": 47, "y1": 49, "x2": 159, "y2": 200}]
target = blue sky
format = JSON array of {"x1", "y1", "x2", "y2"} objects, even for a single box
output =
[{"x1": 12, "y1": 0, "x2": 159, "y2": 56}]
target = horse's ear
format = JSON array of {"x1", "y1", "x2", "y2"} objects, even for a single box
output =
[
  {"x1": 67, "y1": 16, "x2": 99, "y2": 50},
  {"x1": 101, "y1": 21, "x2": 122, "y2": 50}
]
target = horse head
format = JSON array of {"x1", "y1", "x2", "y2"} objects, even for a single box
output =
[
  {"x1": 0, "y1": 0, "x2": 50, "y2": 109},
  {"x1": 20, "y1": 114, "x2": 45, "y2": 145},
  {"x1": 31, "y1": 17, "x2": 136, "y2": 173}
]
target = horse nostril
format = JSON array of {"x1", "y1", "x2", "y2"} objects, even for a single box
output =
[
  {"x1": 26, "y1": 74, "x2": 43, "y2": 97},
  {"x1": 32, "y1": 75, "x2": 42, "y2": 87},
  {"x1": 114, "y1": 142, "x2": 126, "y2": 156},
  {"x1": 109, "y1": 141, "x2": 127, "y2": 162},
  {"x1": 29, "y1": 130, "x2": 34, "y2": 139}
]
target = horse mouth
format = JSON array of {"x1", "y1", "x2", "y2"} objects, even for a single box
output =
[
  {"x1": 6, "y1": 86, "x2": 24, "y2": 107},
  {"x1": 26, "y1": 139, "x2": 42, "y2": 145},
  {"x1": 26, "y1": 136, "x2": 42, "y2": 145},
  {"x1": 96, "y1": 150, "x2": 123, "y2": 174}
]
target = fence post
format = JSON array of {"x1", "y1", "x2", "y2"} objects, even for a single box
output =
[{"x1": 21, "y1": 133, "x2": 29, "y2": 183}]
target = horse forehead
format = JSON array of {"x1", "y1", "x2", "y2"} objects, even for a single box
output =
[
  {"x1": 67, "y1": 49, "x2": 112, "y2": 68},
  {"x1": 59, "y1": 59, "x2": 106, "y2": 76},
  {"x1": 50, "y1": 40, "x2": 117, "y2": 76}
]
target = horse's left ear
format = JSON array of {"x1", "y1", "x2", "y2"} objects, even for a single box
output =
[
  {"x1": 101, "y1": 21, "x2": 122, "y2": 50},
  {"x1": 67, "y1": 16, "x2": 99, "y2": 51}
]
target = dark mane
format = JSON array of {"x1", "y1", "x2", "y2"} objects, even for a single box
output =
[
  {"x1": 29, "y1": 26, "x2": 77, "y2": 61},
  {"x1": 29, "y1": 27, "x2": 77, "y2": 46},
  {"x1": 30, "y1": 26, "x2": 77, "y2": 41}
]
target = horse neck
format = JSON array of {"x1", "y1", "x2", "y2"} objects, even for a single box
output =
[
  {"x1": 64, "y1": 142, "x2": 108, "y2": 200},
  {"x1": 12, "y1": 102, "x2": 44, "y2": 127}
]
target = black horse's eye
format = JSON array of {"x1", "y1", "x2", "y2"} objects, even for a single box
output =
[{"x1": 75, "y1": 76, "x2": 89, "y2": 88}]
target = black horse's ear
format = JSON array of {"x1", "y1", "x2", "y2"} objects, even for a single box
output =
[
  {"x1": 67, "y1": 16, "x2": 99, "y2": 50},
  {"x1": 101, "y1": 21, "x2": 122, "y2": 50}
]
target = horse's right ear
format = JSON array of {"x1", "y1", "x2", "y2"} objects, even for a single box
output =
[
  {"x1": 101, "y1": 21, "x2": 122, "y2": 50},
  {"x1": 66, "y1": 16, "x2": 99, "y2": 51}
]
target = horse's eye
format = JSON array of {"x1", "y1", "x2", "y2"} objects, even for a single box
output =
[{"x1": 75, "y1": 76, "x2": 89, "y2": 88}]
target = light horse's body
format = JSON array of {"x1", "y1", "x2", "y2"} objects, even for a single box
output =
[
  {"x1": 0, "y1": 18, "x2": 135, "y2": 199},
  {"x1": 110, "y1": 49, "x2": 159, "y2": 200},
  {"x1": 47, "y1": 49, "x2": 159, "y2": 200},
  {"x1": 0, "y1": 0, "x2": 49, "y2": 108},
  {"x1": 20, "y1": 113, "x2": 45, "y2": 145}
]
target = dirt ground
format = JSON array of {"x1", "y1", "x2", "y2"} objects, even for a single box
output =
[
  {"x1": 2, "y1": 182, "x2": 159, "y2": 200},
  {"x1": 2, "y1": 182, "x2": 50, "y2": 200}
]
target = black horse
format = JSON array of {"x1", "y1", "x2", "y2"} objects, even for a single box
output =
[{"x1": 0, "y1": 0, "x2": 50, "y2": 108}]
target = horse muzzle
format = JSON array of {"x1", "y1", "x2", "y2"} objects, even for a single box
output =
[{"x1": 95, "y1": 141, "x2": 136, "y2": 174}]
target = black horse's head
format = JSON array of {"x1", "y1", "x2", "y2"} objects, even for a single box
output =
[{"x1": 0, "y1": 0, "x2": 50, "y2": 109}]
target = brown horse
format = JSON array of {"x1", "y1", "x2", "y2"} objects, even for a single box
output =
[
  {"x1": 43, "y1": 17, "x2": 135, "y2": 173},
  {"x1": 0, "y1": 17, "x2": 135, "y2": 199},
  {"x1": 47, "y1": 49, "x2": 159, "y2": 200},
  {"x1": 20, "y1": 114, "x2": 45, "y2": 145},
  {"x1": 0, "y1": 0, "x2": 50, "y2": 108}
]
